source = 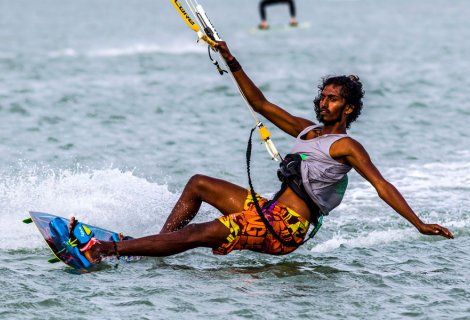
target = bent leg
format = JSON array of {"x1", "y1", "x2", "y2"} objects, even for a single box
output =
[
  {"x1": 92, "y1": 220, "x2": 229, "y2": 259},
  {"x1": 160, "y1": 174, "x2": 248, "y2": 233}
]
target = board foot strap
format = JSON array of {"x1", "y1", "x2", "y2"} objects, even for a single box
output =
[{"x1": 49, "y1": 218, "x2": 93, "y2": 269}]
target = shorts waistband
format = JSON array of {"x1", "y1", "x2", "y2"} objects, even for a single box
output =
[{"x1": 262, "y1": 199, "x2": 309, "y2": 224}]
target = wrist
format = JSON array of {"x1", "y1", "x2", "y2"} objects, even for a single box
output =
[
  {"x1": 112, "y1": 240, "x2": 120, "y2": 258},
  {"x1": 226, "y1": 56, "x2": 242, "y2": 72},
  {"x1": 415, "y1": 221, "x2": 426, "y2": 232}
]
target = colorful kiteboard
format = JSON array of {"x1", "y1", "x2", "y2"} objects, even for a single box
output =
[{"x1": 23, "y1": 211, "x2": 136, "y2": 270}]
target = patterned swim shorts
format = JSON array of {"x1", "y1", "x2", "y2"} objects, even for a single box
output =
[{"x1": 213, "y1": 192, "x2": 310, "y2": 255}]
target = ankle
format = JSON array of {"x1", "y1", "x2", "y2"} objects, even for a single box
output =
[
  {"x1": 112, "y1": 240, "x2": 120, "y2": 258},
  {"x1": 100, "y1": 241, "x2": 118, "y2": 257}
]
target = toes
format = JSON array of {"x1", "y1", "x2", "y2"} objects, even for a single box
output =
[{"x1": 68, "y1": 216, "x2": 76, "y2": 234}]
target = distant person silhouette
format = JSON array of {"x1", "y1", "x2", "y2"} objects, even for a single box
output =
[{"x1": 259, "y1": 0, "x2": 298, "y2": 30}]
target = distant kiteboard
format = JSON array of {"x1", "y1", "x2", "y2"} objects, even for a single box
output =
[
  {"x1": 249, "y1": 21, "x2": 311, "y2": 33},
  {"x1": 23, "y1": 211, "x2": 138, "y2": 270}
]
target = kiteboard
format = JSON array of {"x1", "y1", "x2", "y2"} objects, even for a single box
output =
[
  {"x1": 23, "y1": 211, "x2": 136, "y2": 270},
  {"x1": 249, "y1": 21, "x2": 311, "y2": 34}
]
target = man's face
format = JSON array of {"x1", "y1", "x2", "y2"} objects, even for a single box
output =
[{"x1": 317, "y1": 84, "x2": 350, "y2": 125}]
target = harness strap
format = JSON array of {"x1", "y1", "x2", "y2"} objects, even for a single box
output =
[
  {"x1": 246, "y1": 127, "x2": 298, "y2": 247},
  {"x1": 246, "y1": 127, "x2": 323, "y2": 246}
]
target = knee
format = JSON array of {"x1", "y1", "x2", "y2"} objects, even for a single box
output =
[
  {"x1": 186, "y1": 174, "x2": 213, "y2": 193},
  {"x1": 182, "y1": 224, "x2": 204, "y2": 244}
]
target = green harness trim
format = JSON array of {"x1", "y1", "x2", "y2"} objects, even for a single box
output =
[{"x1": 308, "y1": 215, "x2": 323, "y2": 239}]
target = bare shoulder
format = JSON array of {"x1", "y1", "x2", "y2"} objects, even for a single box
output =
[
  {"x1": 284, "y1": 115, "x2": 316, "y2": 137},
  {"x1": 294, "y1": 117, "x2": 316, "y2": 133},
  {"x1": 330, "y1": 136, "x2": 369, "y2": 159}
]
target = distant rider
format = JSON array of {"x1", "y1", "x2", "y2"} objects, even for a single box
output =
[{"x1": 259, "y1": 0, "x2": 298, "y2": 29}]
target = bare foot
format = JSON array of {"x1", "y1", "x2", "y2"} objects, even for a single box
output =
[
  {"x1": 258, "y1": 20, "x2": 269, "y2": 30},
  {"x1": 68, "y1": 216, "x2": 77, "y2": 234},
  {"x1": 289, "y1": 17, "x2": 298, "y2": 27},
  {"x1": 81, "y1": 238, "x2": 106, "y2": 264},
  {"x1": 82, "y1": 236, "x2": 128, "y2": 264}
]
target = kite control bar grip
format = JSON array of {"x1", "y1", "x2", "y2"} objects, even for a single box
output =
[
  {"x1": 170, "y1": 0, "x2": 281, "y2": 161},
  {"x1": 171, "y1": 0, "x2": 216, "y2": 47},
  {"x1": 195, "y1": 4, "x2": 222, "y2": 41},
  {"x1": 198, "y1": 32, "x2": 217, "y2": 47}
]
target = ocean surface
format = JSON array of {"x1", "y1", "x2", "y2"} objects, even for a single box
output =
[{"x1": 1, "y1": 0, "x2": 469, "y2": 318}]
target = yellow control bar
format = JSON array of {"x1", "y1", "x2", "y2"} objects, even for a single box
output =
[
  {"x1": 169, "y1": 0, "x2": 280, "y2": 161},
  {"x1": 171, "y1": 0, "x2": 216, "y2": 47}
]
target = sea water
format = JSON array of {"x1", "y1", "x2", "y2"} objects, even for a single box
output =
[{"x1": 0, "y1": 0, "x2": 469, "y2": 319}]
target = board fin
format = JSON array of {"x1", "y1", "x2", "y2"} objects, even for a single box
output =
[
  {"x1": 23, "y1": 217, "x2": 33, "y2": 224},
  {"x1": 48, "y1": 257, "x2": 61, "y2": 263}
]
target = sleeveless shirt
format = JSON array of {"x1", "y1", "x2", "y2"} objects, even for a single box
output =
[{"x1": 290, "y1": 125, "x2": 352, "y2": 215}]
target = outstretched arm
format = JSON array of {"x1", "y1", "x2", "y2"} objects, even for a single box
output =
[
  {"x1": 214, "y1": 41, "x2": 313, "y2": 137},
  {"x1": 333, "y1": 138, "x2": 454, "y2": 239}
]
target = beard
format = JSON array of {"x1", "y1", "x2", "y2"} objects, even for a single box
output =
[
  {"x1": 317, "y1": 111, "x2": 340, "y2": 125},
  {"x1": 318, "y1": 116, "x2": 336, "y2": 126},
  {"x1": 315, "y1": 105, "x2": 345, "y2": 126}
]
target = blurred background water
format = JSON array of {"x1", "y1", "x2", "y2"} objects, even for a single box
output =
[{"x1": 0, "y1": 0, "x2": 469, "y2": 319}]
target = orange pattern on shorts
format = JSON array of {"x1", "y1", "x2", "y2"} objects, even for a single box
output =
[{"x1": 213, "y1": 193, "x2": 310, "y2": 255}]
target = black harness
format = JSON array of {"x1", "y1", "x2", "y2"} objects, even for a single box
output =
[
  {"x1": 246, "y1": 127, "x2": 323, "y2": 247},
  {"x1": 275, "y1": 154, "x2": 322, "y2": 219}
]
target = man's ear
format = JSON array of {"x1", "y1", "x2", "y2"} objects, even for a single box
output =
[{"x1": 345, "y1": 104, "x2": 354, "y2": 115}]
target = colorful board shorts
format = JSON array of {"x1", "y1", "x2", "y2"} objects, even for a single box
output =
[{"x1": 213, "y1": 193, "x2": 310, "y2": 255}]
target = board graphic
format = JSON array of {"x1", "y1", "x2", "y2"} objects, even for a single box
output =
[{"x1": 24, "y1": 211, "x2": 136, "y2": 270}]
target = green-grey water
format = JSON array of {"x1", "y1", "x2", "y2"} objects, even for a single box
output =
[{"x1": 1, "y1": 0, "x2": 469, "y2": 319}]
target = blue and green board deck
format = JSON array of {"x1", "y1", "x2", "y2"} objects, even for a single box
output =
[{"x1": 24, "y1": 211, "x2": 137, "y2": 270}]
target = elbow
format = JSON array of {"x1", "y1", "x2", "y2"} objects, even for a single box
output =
[
  {"x1": 377, "y1": 189, "x2": 387, "y2": 201},
  {"x1": 375, "y1": 180, "x2": 393, "y2": 200},
  {"x1": 246, "y1": 88, "x2": 269, "y2": 112},
  {"x1": 250, "y1": 99, "x2": 269, "y2": 113}
]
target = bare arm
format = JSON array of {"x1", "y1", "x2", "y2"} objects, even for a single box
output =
[
  {"x1": 214, "y1": 41, "x2": 313, "y2": 137},
  {"x1": 332, "y1": 138, "x2": 454, "y2": 239}
]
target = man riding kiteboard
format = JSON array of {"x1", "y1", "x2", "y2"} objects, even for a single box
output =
[{"x1": 76, "y1": 41, "x2": 453, "y2": 263}]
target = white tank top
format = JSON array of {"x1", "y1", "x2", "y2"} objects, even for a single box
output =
[{"x1": 290, "y1": 125, "x2": 352, "y2": 215}]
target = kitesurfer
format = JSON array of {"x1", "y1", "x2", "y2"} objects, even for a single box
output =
[{"x1": 78, "y1": 41, "x2": 454, "y2": 263}]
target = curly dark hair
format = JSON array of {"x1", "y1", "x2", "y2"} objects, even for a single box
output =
[{"x1": 313, "y1": 75, "x2": 365, "y2": 129}]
